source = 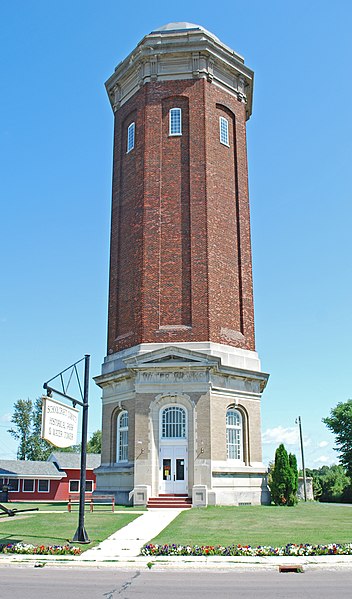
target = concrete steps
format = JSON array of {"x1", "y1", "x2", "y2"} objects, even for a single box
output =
[{"x1": 147, "y1": 494, "x2": 192, "y2": 509}]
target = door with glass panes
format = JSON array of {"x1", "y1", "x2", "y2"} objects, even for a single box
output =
[{"x1": 159, "y1": 445, "x2": 187, "y2": 494}]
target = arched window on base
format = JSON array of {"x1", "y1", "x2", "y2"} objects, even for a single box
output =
[
  {"x1": 226, "y1": 408, "x2": 243, "y2": 462},
  {"x1": 117, "y1": 411, "x2": 128, "y2": 462}
]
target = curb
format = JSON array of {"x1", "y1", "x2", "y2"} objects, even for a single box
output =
[{"x1": 1, "y1": 554, "x2": 352, "y2": 571}]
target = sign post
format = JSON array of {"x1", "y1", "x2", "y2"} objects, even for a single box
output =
[
  {"x1": 72, "y1": 354, "x2": 90, "y2": 543},
  {"x1": 43, "y1": 355, "x2": 91, "y2": 543}
]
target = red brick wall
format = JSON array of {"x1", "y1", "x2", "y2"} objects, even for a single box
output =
[{"x1": 107, "y1": 78, "x2": 255, "y2": 354}]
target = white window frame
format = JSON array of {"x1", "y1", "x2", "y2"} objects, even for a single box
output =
[
  {"x1": 38, "y1": 479, "x2": 50, "y2": 493},
  {"x1": 219, "y1": 116, "x2": 230, "y2": 146},
  {"x1": 117, "y1": 411, "x2": 129, "y2": 463},
  {"x1": 7, "y1": 478, "x2": 19, "y2": 492},
  {"x1": 161, "y1": 406, "x2": 187, "y2": 439},
  {"x1": 226, "y1": 409, "x2": 243, "y2": 462},
  {"x1": 169, "y1": 108, "x2": 182, "y2": 136},
  {"x1": 22, "y1": 479, "x2": 35, "y2": 493},
  {"x1": 69, "y1": 480, "x2": 80, "y2": 493},
  {"x1": 127, "y1": 122, "x2": 135, "y2": 153}
]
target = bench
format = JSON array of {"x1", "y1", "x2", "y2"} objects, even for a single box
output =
[{"x1": 67, "y1": 494, "x2": 115, "y2": 513}]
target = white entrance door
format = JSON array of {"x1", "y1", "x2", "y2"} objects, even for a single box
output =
[{"x1": 159, "y1": 445, "x2": 187, "y2": 494}]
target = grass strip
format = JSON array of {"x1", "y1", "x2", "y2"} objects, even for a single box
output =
[
  {"x1": 150, "y1": 503, "x2": 352, "y2": 547},
  {"x1": 0, "y1": 510, "x2": 140, "y2": 552}
]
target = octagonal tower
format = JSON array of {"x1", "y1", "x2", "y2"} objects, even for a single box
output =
[{"x1": 95, "y1": 23, "x2": 270, "y2": 507}]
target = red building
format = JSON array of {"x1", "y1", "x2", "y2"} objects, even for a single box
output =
[{"x1": 0, "y1": 452, "x2": 100, "y2": 502}]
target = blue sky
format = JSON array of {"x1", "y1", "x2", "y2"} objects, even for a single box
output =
[{"x1": 1, "y1": 1, "x2": 351, "y2": 468}]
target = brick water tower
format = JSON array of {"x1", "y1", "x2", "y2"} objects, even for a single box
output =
[{"x1": 94, "y1": 22, "x2": 270, "y2": 506}]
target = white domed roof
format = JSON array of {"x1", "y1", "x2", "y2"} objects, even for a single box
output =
[
  {"x1": 151, "y1": 22, "x2": 220, "y2": 42},
  {"x1": 153, "y1": 22, "x2": 201, "y2": 31}
]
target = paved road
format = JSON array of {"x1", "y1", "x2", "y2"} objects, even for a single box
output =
[{"x1": 1, "y1": 567, "x2": 352, "y2": 599}]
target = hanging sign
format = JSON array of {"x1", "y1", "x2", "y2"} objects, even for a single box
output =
[{"x1": 41, "y1": 396, "x2": 79, "y2": 448}]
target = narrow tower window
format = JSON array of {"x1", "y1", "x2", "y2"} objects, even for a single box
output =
[
  {"x1": 127, "y1": 122, "x2": 135, "y2": 152},
  {"x1": 226, "y1": 409, "x2": 242, "y2": 461},
  {"x1": 219, "y1": 116, "x2": 229, "y2": 146},
  {"x1": 169, "y1": 108, "x2": 182, "y2": 136},
  {"x1": 117, "y1": 411, "x2": 129, "y2": 462}
]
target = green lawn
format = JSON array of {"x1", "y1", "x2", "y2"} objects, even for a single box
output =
[
  {"x1": 0, "y1": 509, "x2": 140, "y2": 551},
  {"x1": 150, "y1": 503, "x2": 352, "y2": 547}
]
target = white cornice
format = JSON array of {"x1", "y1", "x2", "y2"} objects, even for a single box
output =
[
  {"x1": 95, "y1": 345, "x2": 269, "y2": 396},
  {"x1": 105, "y1": 28, "x2": 254, "y2": 119}
]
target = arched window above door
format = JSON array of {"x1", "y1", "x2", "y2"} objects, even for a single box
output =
[{"x1": 161, "y1": 406, "x2": 186, "y2": 439}]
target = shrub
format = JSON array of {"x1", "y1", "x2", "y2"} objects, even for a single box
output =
[
  {"x1": 270, "y1": 444, "x2": 298, "y2": 506},
  {"x1": 288, "y1": 453, "x2": 298, "y2": 506}
]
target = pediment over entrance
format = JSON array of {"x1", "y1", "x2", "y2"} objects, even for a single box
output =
[
  {"x1": 123, "y1": 346, "x2": 220, "y2": 371},
  {"x1": 146, "y1": 356, "x2": 193, "y2": 364}
]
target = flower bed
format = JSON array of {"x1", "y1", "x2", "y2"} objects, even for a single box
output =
[
  {"x1": 142, "y1": 542, "x2": 352, "y2": 557},
  {"x1": 0, "y1": 543, "x2": 82, "y2": 555}
]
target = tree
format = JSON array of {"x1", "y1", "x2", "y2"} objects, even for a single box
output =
[
  {"x1": 270, "y1": 444, "x2": 298, "y2": 506},
  {"x1": 57, "y1": 430, "x2": 102, "y2": 454},
  {"x1": 57, "y1": 444, "x2": 81, "y2": 454},
  {"x1": 27, "y1": 398, "x2": 52, "y2": 461},
  {"x1": 306, "y1": 464, "x2": 350, "y2": 502},
  {"x1": 8, "y1": 398, "x2": 52, "y2": 461},
  {"x1": 323, "y1": 400, "x2": 352, "y2": 478},
  {"x1": 8, "y1": 399, "x2": 33, "y2": 460},
  {"x1": 288, "y1": 452, "x2": 299, "y2": 505},
  {"x1": 87, "y1": 430, "x2": 101, "y2": 454},
  {"x1": 319, "y1": 465, "x2": 350, "y2": 501}
]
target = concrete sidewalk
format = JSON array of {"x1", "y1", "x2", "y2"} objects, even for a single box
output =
[{"x1": 77, "y1": 508, "x2": 183, "y2": 561}]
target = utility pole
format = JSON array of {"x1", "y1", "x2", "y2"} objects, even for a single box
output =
[{"x1": 297, "y1": 416, "x2": 307, "y2": 501}]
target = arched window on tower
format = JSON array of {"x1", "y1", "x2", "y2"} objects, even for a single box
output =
[
  {"x1": 161, "y1": 406, "x2": 186, "y2": 438},
  {"x1": 226, "y1": 408, "x2": 243, "y2": 461},
  {"x1": 117, "y1": 411, "x2": 128, "y2": 462},
  {"x1": 127, "y1": 122, "x2": 135, "y2": 152},
  {"x1": 169, "y1": 108, "x2": 182, "y2": 136},
  {"x1": 219, "y1": 116, "x2": 229, "y2": 146}
]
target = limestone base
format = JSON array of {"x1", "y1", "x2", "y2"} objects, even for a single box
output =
[{"x1": 94, "y1": 343, "x2": 270, "y2": 507}]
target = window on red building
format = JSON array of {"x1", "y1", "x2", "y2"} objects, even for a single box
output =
[
  {"x1": 8, "y1": 479, "x2": 19, "y2": 492},
  {"x1": 23, "y1": 479, "x2": 34, "y2": 492},
  {"x1": 69, "y1": 480, "x2": 80, "y2": 493},
  {"x1": 38, "y1": 480, "x2": 50, "y2": 493}
]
